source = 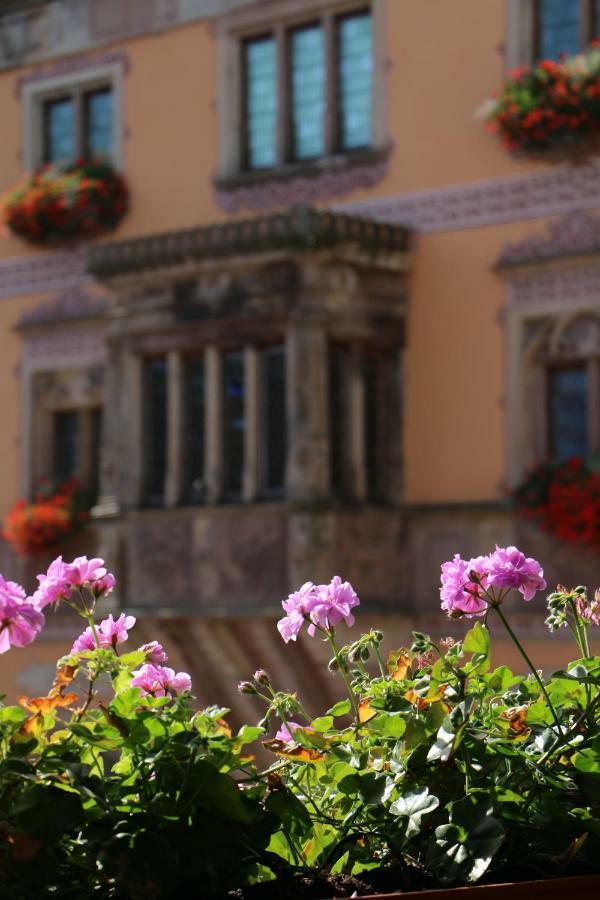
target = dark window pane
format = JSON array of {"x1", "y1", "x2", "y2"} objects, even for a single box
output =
[
  {"x1": 43, "y1": 97, "x2": 75, "y2": 164},
  {"x1": 329, "y1": 345, "x2": 351, "y2": 497},
  {"x1": 184, "y1": 355, "x2": 205, "y2": 502},
  {"x1": 84, "y1": 87, "x2": 113, "y2": 159},
  {"x1": 537, "y1": 0, "x2": 581, "y2": 59},
  {"x1": 364, "y1": 353, "x2": 381, "y2": 501},
  {"x1": 337, "y1": 12, "x2": 373, "y2": 150},
  {"x1": 263, "y1": 346, "x2": 286, "y2": 494},
  {"x1": 90, "y1": 408, "x2": 102, "y2": 500},
  {"x1": 548, "y1": 366, "x2": 588, "y2": 460},
  {"x1": 146, "y1": 358, "x2": 167, "y2": 503},
  {"x1": 594, "y1": 0, "x2": 600, "y2": 38},
  {"x1": 244, "y1": 36, "x2": 278, "y2": 169},
  {"x1": 54, "y1": 411, "x2": 80, "y2": 483},
  {"x1": 223, "y1": 351, "x2": 245, "y2": 497},
  {"x1": 291, "y1": 25, "x2": 325, "y2": 160}
]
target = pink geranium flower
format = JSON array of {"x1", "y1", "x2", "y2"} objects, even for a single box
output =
[
  {"x1": 277, "y1": 582, "x2": 317, "y2": 643},
  {"x1": 139, "y1": 641, "x2": 168, "y2": 664},
  {"x1": 32, "y1": 556, "x2": 75, "y2": 609},
  {"x1": 33, "y1": 555, "x2": 116, "y2": 610},
  {"x1": 275, "y1": 721, "x2": 303, "y2": 743},
  {"x1": 0, "y1": 580, "x2": 44, "y2": 654},
  {"x1": 70, "y1": 613, "x2": 135, "y2": 654},
  {"x1": 307, "y1": 576, "x2": 360, "y2": 636},
  {"x1": 440, "y1": 554, "x2": 488, "y2": 618},
  {"x1": 130, "y1": 663, "x2": 192, "y2": 697},
  {"x1": 486, "y1": 546, "x2": 546, "y2": 602}
]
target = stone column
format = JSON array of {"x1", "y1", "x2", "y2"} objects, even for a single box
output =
[
  {"x1": 286, "y1": 315, "x2": 334, "y2": 587},
  {"x1": 204, "y1": 345, "x2": 222, "y2": 504},
  {"x1": 165, "y1": 350, "x2": 184, "y2": 508},
  {"x1": 286, "y1": 316, "x2": 330, "y2": 502},
  {"x1": 588, "y1": 356, "x2": 600, "y2": 457},
  {"x1": 243, "y1": 344, "x2": 260, "y2": 502},
  {"x1": 121, "y1": 349, "x2": 144, "y2": 509}
]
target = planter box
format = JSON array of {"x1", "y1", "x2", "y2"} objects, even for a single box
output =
[{"x1": 350, "y1": 874, "x2": 600, "y2": 899}]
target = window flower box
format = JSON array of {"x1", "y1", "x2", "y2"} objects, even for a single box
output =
[
  {"x1": 2, "y1": 159, "x2": 128, "y2": 246},
  {"x1": 514, "y1": 457, "x2": 600, "y2": 550},
  {"x1": 346, "y1": 874, "x2": 600, "y2": 898},
  {"x1": 480, "y1": 44, "x2": 600, "y2": 159}
]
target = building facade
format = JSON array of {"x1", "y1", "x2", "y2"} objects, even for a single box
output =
[{"x1": 0, "y1": 0, "x2": 598, "y2": 706}]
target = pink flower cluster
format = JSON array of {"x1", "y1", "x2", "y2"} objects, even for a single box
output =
[
  {"x1": 576, "y1": 588, "x2": 600, "y2": 626},
  {"x1": 277, "y1": 576, "x2": 360, "y2": 643},
  {"x1": 33, "y1": 555, "x2": 115, "y2": 610},
  {"x1": 130, "y1": 663, "x2": 192, "y2": 698},
  {"x1": 440, "y1": 546, "x2": 547, "y2": 618},
  {"x1": 70, "y1": 613, "x2": 136, "y2": 654},
  {"x1": 0, "y1": 575, "x2": 44, "y2": 654}
]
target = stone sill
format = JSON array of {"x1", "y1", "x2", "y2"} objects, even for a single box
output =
[{"x1": 214, "y1": 146, "x2": 389, "y2": 192}]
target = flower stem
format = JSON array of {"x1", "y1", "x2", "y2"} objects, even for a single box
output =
[
  {"x1": 326, "y1": 632, "x2": 360, "y2": 721},
  {"x1": 494, "y1": 604, "x2": 562, "y2": 734},
  {"x1": 372, "y1": 642, "x2": 387, "y2": 678}
]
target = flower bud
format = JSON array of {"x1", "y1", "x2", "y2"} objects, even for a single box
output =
[
  {"x1": 237, "y1": 680, "x2": 257, "y2": 695},
  {"x1": 360, "y1": 646, "x2": 370, "y2": 661},
  {"x1": 373, "y1": 630, "x2": 383, "y2": 643},
  {"x1": 328, "y1": 657, "x2": 339, "y2": 673},
  {"x1": 253, "y1": 669, "x2": 271, "y2": 686}
]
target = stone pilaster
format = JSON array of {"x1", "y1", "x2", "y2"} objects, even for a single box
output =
[
  {"x1": 165, "y1": 350, "x2": 184, "y2": 508},
  {"x1": 243, "y1": 344, "x2": 260, "y2": 502},
  {"x1": 204, "y1": 345, "x2": 223, "y2": 504},
  {"x1": 286, "y1": 316, "x2": 330, "y2": 502}
]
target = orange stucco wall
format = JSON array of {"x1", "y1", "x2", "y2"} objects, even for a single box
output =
[{"x1": 0, "y1": 1, "x2": 582, "y2": 512}]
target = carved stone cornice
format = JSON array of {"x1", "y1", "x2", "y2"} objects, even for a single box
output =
[
  {"x1": 86, "y1": 205, "x2": 412, "y2": 280},
  {"x1": 0, "y1": 0, "x2": 256, "y2": 71},
  {"x1": 506, "y1": 263, "x2": 600, "y2": 307}
]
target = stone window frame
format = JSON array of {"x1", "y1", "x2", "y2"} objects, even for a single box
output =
[
  {"x1": 507, "y1": 301, "x2": 600, "y2": 486},
  {"x1": 20, "y1": 60, "x2": 124, "y2": 171},
  {"x1": 215, "y1": 0, "x2": 387, "y2": 186},
  {"x1": 505, "y1": 0, "x2": 599, "y2": 69}
]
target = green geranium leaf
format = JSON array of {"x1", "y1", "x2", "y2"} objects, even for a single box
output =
[
  {"x1": 428, "y1": 795, "x2": 504, "y2": 884},
  {"x1": 311, "y1": 716, "x2": 334, "y2": 732},
  {"x1": 427, "y1": 717, "x2": 456, "y2": 763},
  {"x1": 327, "y1": 700, "x2": 351, "y2": 717},
  {"x1": 266, "y1": 788, "x2": 312, "y2": 836},
  {"x1": 389, "y1": 786, "x2": 439, "y2": 838},
  {"x1": 463, "y1": 623, "x2": 491, "y2": 674}
]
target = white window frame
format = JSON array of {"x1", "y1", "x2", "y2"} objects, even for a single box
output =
[{"x1": 21, "y1": 61, "x2": 124, "y2": 171}]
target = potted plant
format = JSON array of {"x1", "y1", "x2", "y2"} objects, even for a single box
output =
[
  {"x1": 2, "y1": 478, "x2": 93, "y2": 556},
  {"x1": 0, "y1": 547, "x2": 599, "y2": 897},
  {"x1": 2, "y1": 159, "x2": 128, "y2": 246},
  {"x1": 480, "y1": 43, "x2": 600, "y2": 159},
  {"x1": 514, "y1": 457, "x2": 600, "y2": 550}
]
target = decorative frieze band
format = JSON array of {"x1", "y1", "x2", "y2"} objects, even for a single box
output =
[
  {"x1": 339, "y1": 160, "x2": 600, "y2": 233},
  {"x1": 506, "y1": 263, "x2": 600, "y2": 307},
  {"x1": 22, "y1": 325, "x2": 107, "y2": 364},
  {"x1": 0, "y1": 249, "x2": 88, "y2": 299}
]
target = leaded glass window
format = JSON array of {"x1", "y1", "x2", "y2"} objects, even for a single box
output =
[
  {"x1": 42, "y1": 85, "x2": 114, "y2": 165},
  {"x1": 548, "y1": 365, "x2": 589, "y2": 460},
  {"x1": 536, "y1": 0, "x2": 582, "y2": 59},
  {"x1": 244, "y1": 36, "x2": 278, "y2": 170},
  {"x1": 223, "y1": 351, "x2": 246, "y2": 497},
  {"x1": 84, "y1": 88, "x2": 113, "y2": 159},
  {"x1": 184, "y1": 355, "x2": 205, "y2": 503},
  {"x1": 262, "y1": 346, "x2": 287, "y2": 494},
  {"x1": 291, "y1": 25, "x2": 326, "y2": 160},
  {"x1": 145, "y1": 358, "x2": 168, "y2": 504},
  {"x1": 43, "y1": 97, "x2": 75, "y2": 164},
  {"x1": 337, "y1": 11, "x2": 373, "y2": 150}
]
